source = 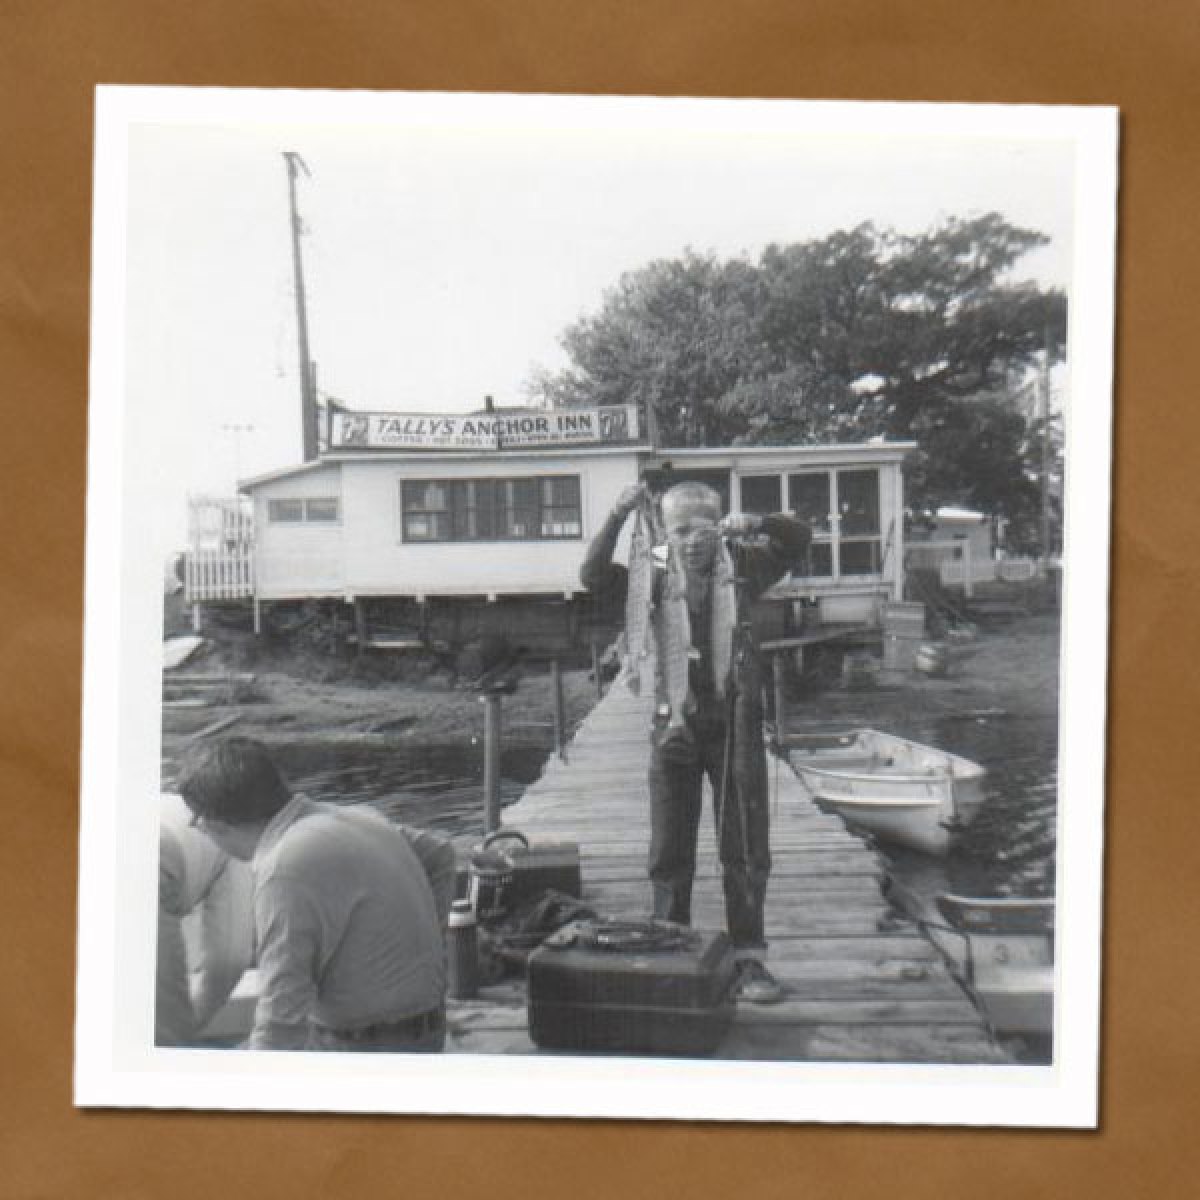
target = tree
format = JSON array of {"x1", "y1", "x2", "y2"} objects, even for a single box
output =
[
  {"x1": 534, "y1": 252, "x2": 764, "y2": 445},
  {"x1": 527, "y1": 214, "x2": 1067, "y2": 527}
]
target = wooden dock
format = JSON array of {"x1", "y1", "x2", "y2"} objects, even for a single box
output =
[{"x1": 448, "y1": 678, "x2": 1008, "y2": 1063}]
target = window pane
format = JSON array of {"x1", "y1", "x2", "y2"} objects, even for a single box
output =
[
  {"x1": 507, "y1": 507, "x2": 538, "y2": 538},
  {"x1": 841, "y1": 540, "x2": 881, "y2": 575},
  {"x1": 839, "y1": 469, "x2": 880, "y2": 536},
  {"x1": 740, "y1": 474, "x2": 782, "y2": 515},
  {"x1": 510, "y1": 479, "x2": 538, "y2": 510},
  {"x1": 543, "y1": 476, "x2": 580, "y2": 506},
  {"x1": 400, "y1": 474, "x2": 580, "y2": 541},
  {"x1": 806, "y1": 542, "x2": 833, "y2": 577},
  {"x1": 412, "y1": 481, "x2": 445, "y2": 510},
  {"x1": 787, "y1": 473, "x2": 832, "y2": 534},
  {"x1": 402, "y1": 480, "x2": 445, "y2": 512},
  {"x1": 268, "y1": 498, "x2": 304, "y2": 522},
  {"x1": 404, "y1": 514, "x2": 432, "y2": 540},
  {"x1": 541, "y1": 507, "x2": 582, "y2": 538},
  {"x1": 304, "y1": 498, "x2": 339, "y2": 522},
  {"x1": 473, "y1": 480, "x2": 499, "y2": 540}
]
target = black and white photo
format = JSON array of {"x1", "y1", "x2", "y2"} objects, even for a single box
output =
[{"x1": 76, "y1": 87, "x2": 1116, "y2": 1125}]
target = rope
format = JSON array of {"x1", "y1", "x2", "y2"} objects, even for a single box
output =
[{"x1": 912, "y1": 915, "x2": 999, "y2": 1045}]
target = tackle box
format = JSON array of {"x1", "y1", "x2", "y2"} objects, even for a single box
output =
[{"x1": 526, "y1": 919, "x2": 737, "y2": 1057}]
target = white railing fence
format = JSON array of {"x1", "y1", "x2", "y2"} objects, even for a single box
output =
[
  {"x1": 185, "y1": 549, "x2": 255, "y2": 603},
  {"x1": 185, "y1": 494, "x2": 256, "y2": 603}
]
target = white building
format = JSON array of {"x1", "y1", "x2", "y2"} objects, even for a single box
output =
[{"x1": 194, "y1": 404, "x2": 915, "y2": 646}]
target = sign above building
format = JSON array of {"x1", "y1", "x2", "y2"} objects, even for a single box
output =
[{"x1": 328, "y1": 405, "x2": 640, "y2": 452}]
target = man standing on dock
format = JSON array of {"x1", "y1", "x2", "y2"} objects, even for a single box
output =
[
  {"x1": 581, "y1": 481, "x2": 810, "y2": 1004},
  {"x1": 177, "y1": 737, "x2": 448, "y2": 1051}
]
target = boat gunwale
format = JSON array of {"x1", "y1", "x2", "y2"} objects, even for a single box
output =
[
  {"x1": 789, "y1": 728, "x2": 987, "y2": 786},
  {"x1": 806, "y1": 792, "x2": 949, "y2": 813},
  {"x1": 795, "y1": 761, "x2": 956, "y2": 788}
]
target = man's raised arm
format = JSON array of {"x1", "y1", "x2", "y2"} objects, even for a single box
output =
[
  {"x1": 719, "y1": 511, "x2": 813, "y2": 600},
  {"x1": 579, "y1": 482, "x2": 646, "y2": 596}
]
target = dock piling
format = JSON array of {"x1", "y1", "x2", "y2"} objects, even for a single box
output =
[
  {"x1": 551, "y1": 658, "x2": 566, "y2": 761},
  {"x1": 481, "y1": 691, "x2": 503, "y2": 833}
]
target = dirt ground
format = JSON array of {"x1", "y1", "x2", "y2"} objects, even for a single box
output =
[
  {"x1": 161, "y1": 645, "x2": 604, "y2": 777},
  {"x1": 162, "y1": 613, "x2": 1060, "y2": 778},
  {"x1": 784, "y1": 613, "x2": 1061, "y2": 730}
]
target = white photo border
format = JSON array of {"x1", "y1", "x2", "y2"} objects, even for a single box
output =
[{"x1": 76, "y1": 86, "x2": 1117, "y2": 1126}]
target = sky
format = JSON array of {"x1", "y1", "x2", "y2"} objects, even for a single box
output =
[{"x1": 120, "y1": 94, "x2": 1077, "y2": 551}]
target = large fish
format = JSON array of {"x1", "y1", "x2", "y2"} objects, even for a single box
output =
[
  {"x1": 655, "y1": 540, "x2": 696, "y2": 735},
  {"x1": 710, "y1": 537, "x2": 738, "y2": 701},
  {"x1": 617, "y1": 507, "x2": 655, "y2": 695}
]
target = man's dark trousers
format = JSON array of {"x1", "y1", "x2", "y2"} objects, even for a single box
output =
[{"x1": 646, "y1": 703, "x2": 771, "y2": 952}]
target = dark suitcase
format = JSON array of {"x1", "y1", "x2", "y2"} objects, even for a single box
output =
[{"x1": 526, "y1": 918, "x2": 737, "y2": 1057}]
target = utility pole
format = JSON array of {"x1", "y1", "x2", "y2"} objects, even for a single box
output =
[{"x1": 283, "y1": 152, "x2": 319, "y2": 462}]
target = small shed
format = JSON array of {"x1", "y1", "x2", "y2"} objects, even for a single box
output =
[{"x1": 928, "y1": 506, "x2": 994, "y2": 563}]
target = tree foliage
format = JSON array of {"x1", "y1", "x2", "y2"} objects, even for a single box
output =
[{"x1": 528, "y1": 215, "x2": 1066, "y2": 536}]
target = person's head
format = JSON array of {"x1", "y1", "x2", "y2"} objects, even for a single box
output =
[
  {"x1": 176, "y1": 737, "x2": 292, "y2": 860},
  {"x1": 662, "y1": 482, "x2": 722, "y2": 577}
]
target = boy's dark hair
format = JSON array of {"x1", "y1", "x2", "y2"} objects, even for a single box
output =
[{"x1": 177, "y1": 736, "x2": 292, "y2": 826}]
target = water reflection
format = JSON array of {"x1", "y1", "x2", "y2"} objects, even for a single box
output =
[
  {"x1": 270, "y1": 741, "x2": 551, "y2": 839},
  {"x1": 162, "y1": 739, "x2": 553, "y2": 841}
]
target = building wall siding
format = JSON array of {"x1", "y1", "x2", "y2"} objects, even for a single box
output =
[
  {"x1": 252, "y1": 464, "x2": 346, "y2": 597},
  {"x1": 247, "y1": 444, "x2": 911, "y2": 607},
  {"x1": 341, "y1": 452, "x2": 638, "y2": 597},
  {"x1": 251, "y1": 452, "x2": 640, "y2": 600}
]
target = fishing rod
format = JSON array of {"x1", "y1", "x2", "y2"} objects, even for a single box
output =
[{"x1": 716, "y1": 531, "x2": 758, "y2": 887}]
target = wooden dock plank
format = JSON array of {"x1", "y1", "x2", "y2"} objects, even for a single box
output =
[{"x1": 454, "y1": 672, "x2": 1004, "y2": 1065}]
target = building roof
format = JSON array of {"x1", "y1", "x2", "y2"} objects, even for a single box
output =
[
  {"x1": 656, "y1": 441, "x2": 917, "y2": 458},
  {"x1": 238, "y1": 439, "x2": 917, "y2": 492},
  {"x1": 237, "y1": 459, "x2": 335, "y2": 491}
]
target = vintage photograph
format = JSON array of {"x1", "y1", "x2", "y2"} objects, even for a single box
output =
[{"x1": 77, "y1": 88, "x2": 1115, "y2": 1124}]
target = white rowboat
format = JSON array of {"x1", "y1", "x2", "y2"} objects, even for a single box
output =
[
  {"x1": 931, "y1": 894, "x2": 1055, "y2": 1037},
  {"x1": 787, "y1": 729, "x2": 987, "y2": 856}
]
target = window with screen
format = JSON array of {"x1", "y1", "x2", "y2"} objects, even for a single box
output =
[
  {"x1": 401, "y1": 476, "x2": 582, "y2": 542},
  {"x1": 837, "y1": 469, "x2": 882, "y2": 576},
  {"x1": 540, "y1": 476, "x2": 582, "y2": 538},
  {"x1": 716, "y1": 467, "x2": 885, "y2": 580},
  {"x1": 787, "y1": 472, "x2": 834, "y2": 577},
  {"x1": 267, "y1": 497, "x2": 340, "y2": 524}
]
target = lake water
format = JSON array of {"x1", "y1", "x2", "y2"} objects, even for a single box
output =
[
  {"x1": 859, "y1": 712, "x2": 1059, "y2": 906},
  {"x1": 254, "y1": 706, "x2": 1058, "y2": 901},
  {"x1": 192, "y1": 707, "x2": 1056, "y2": 1062},
  {"x1": 266, "y1": 739, "x2": 552, "y2": 840}
]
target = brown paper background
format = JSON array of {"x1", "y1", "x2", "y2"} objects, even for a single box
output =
[{"x1": 0, "y1": 0, "x2": 1193, "y2": 1195}]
